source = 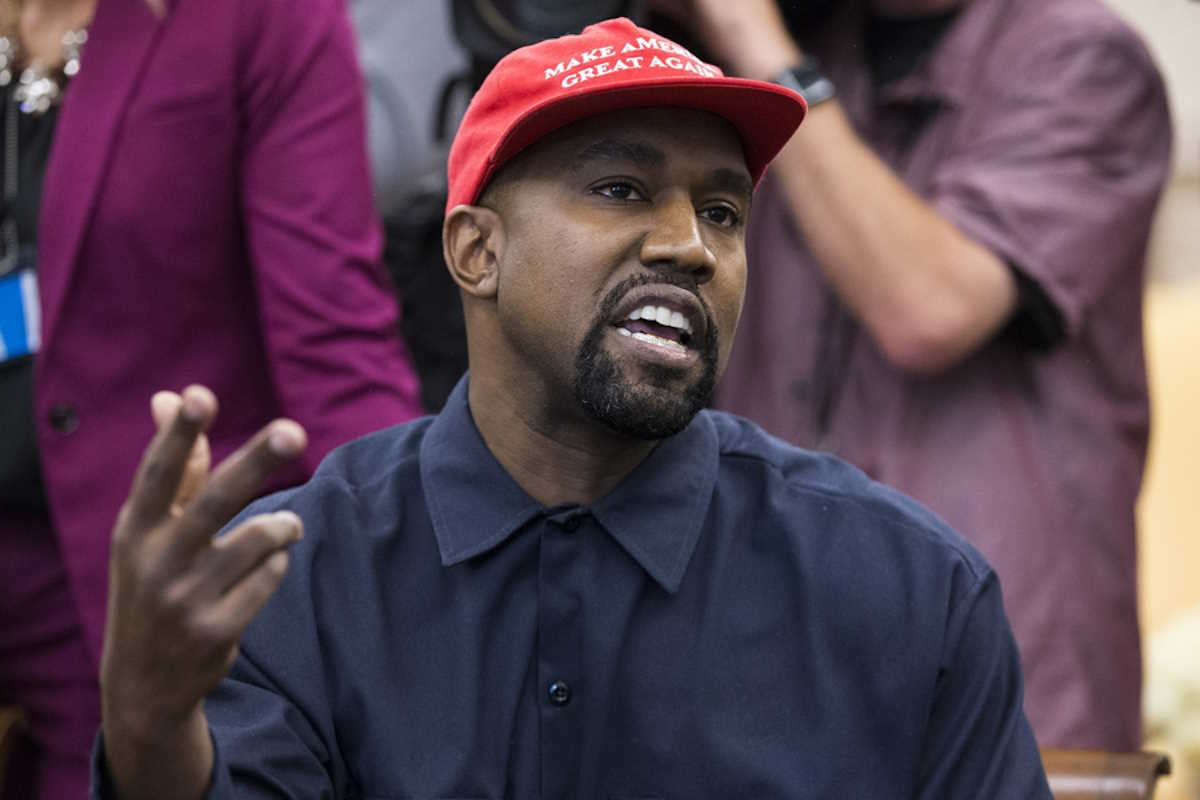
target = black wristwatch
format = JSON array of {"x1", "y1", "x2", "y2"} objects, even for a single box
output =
[{"x1": 770, "y1": 59, "x2": 836, "y2": 108}]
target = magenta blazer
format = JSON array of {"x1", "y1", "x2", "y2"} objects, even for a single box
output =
[{"x1": 29, "y1": 0, "x2": 423, "y2": 664}]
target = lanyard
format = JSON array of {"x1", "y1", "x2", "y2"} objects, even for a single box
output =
[
  {"x1": 0, "y1": 88, "x2": 39, "y2": 363},
  {"x1": 1, "y1": 89, "x2": 18, "y2": 278}
]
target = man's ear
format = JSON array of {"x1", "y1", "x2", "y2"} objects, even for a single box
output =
[{"x1": 443, "y1": 205, "x2": 504, "y2": 300}]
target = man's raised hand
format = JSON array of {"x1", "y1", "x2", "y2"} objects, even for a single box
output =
[{"x1": 100, "y1": 385, "x2": 307, "y2": 800}]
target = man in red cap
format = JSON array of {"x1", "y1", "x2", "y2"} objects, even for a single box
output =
[{"x1": 95, "y1": 18, "x2": 1049, "y2": 799}]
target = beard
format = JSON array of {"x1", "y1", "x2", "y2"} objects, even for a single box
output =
[{"x1": 573, "y1": 274, "x2": 719, "y2": 440}]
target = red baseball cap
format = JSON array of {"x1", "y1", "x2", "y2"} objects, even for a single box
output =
[{"x1": 445, "y1": 17, "x2": 807, "y2": 213}]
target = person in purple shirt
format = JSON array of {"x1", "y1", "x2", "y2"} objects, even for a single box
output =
[
  {"x1": 91, "y1": 17, "x2": 1049, "y2": 800},
  {"x1": 655, "y1": 0, "x2": 1173, "y2": 749}
]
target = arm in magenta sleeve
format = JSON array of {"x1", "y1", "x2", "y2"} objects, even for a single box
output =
[{"x1": 236, "y1": 0, "x2": 424, "y2": 471}]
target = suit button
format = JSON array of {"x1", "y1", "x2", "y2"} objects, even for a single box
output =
[
  {"x1": 48, "y1": 404, "x2": 79, "y2": 434},
  {"x1": 548, "y1": 680, "x2": 572, "y2": 707}
]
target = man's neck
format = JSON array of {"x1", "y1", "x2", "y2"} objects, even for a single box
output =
[{"x1": 467, "y1": 369, "x2": 658, "y2": 509}]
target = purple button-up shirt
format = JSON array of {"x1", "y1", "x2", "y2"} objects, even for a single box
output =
[{"x1": 717, "y1": 0, "x2": 1172, "y2": 749}]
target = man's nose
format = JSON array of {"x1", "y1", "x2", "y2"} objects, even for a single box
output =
[{"x1": 638, "y1": 191, "x2": 717, "y2": 284}]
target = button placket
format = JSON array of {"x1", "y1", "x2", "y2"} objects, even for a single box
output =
[{"x1": 537, "y1": 517, "x2": 583, "y2": 798}]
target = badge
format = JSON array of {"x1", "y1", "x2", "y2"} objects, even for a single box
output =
[{"x1": 0, "y1": 253, "x2": 39, "y2": 362}]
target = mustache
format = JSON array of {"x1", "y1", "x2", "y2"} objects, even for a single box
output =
[{"x1": 596, "y1": 273, "x2": 716, "y2": 337}]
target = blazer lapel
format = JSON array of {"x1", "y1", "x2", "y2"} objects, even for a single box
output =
[{"x1": 38, "y1": 0, "x2": 168, "y2": 347}]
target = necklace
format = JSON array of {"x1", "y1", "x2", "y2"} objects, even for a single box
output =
[{"x1": 0, "y1": 26, "x2": 87, "y2": 115}]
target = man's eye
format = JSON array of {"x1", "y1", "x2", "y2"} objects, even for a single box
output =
[
  {"x1": 701, "y1": 205, "x2": 741, "y2": 228},
  {"x1": 593, "y1": 182, "x2": 642, "y2": 201}
]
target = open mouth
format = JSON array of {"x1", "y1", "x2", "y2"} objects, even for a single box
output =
[{"x1": 614, "y1": 303, "x2": 695, "y2": 355}]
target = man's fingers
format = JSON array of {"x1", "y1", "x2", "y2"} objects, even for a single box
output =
[
  {"x1": 196, "y1": 512, "x2": 303, "y2": 598},
  {"x1": 151, "y1": 391, "x2": 183, "y2": 431},
  {"x1": 174, "y1": 433, "x2": 212, "y2": 512},
  {"x1": 205, "y1": 549, "x2": 293, "y2": 642},
  {"x1": 152, "y1": 392, "x2": 214, "y2": 511},
  {"x1": 124, "y1": 386, "x2": 219, "y2": 530},
  {"x1": 169, "y1": 419, "x2": 306, "y2": 554}
]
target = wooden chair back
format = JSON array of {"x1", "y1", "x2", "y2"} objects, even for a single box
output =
[{"x1": 1042, "y1": 749, "x2": 1171, "y2": 800}]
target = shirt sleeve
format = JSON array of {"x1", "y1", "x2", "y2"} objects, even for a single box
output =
[
  {"x1": 928, "y1": 28, "x2": 1171, "y2": 345},
  {"x1": 201, "y1": 490, "x2": 348, "y2": 797},
  {"x1": 236, "y1": 0, "x2": 424, "y2": 472},
  {"x1": 913, "y1": 570, "x2": 1052, "y2": 799},
  {"x1": 89, "y1": 648, "x2": 337, "y2": 799},
  {"x1": 188, "y1": 651, "x2": 338, "y2": 799}
]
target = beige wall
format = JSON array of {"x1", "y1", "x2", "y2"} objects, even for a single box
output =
[
  {"x1": 1104, "y1": 0, "x2": 1200, "y2": 286},
  {"x1": 1102, "y1": 3, "x2": 1200, "y2": 798},
  {"x1": 1105, "y1": 0, "x2": 1200, "y2": 176},
  {"x1": 1139, "y1": 283, "x2": 1200, "y2": 799}
]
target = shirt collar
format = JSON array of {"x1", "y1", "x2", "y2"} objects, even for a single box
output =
[{"x1": 419, "y1": 375, "x2": 720, "y2": 594}]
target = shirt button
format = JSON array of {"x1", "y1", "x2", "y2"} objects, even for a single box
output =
[
  {"x1": 563, "y1": 515, "x2": 582, "y2": 533},
  {"x1": 48, "y1": 403, "x2": 79, "y2": 434},
  {"x1": 548, "y1": 680, "x2": 572, "y2": 706}
]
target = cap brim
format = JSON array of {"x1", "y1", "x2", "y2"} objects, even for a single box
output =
[{"x1": 487, "y1": 76, "x2": 807, "y2": 193}]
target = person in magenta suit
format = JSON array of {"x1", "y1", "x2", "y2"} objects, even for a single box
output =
[{"x1": 0, "y1": 0, "x2": 423, "y2": 796}]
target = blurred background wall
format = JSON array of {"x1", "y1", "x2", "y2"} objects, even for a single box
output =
[{"x1": 1103, "y1": 2, "x2": 1200, "y2": 797}]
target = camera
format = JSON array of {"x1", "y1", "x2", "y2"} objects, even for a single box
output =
[
  {"x1": 452, "y1": 0, "x2": 635, "y2": 76},
  {"x1": 451, "y1": 1, "x2": 838, "y2": 82}
]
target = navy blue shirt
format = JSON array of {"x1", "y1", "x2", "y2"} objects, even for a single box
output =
[{"x1": 96, "y1": 378, "x2": 1049, "y2": 798}]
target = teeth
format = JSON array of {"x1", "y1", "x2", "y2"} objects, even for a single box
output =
[
  {"x1": 631, "y1": 331, "x2": 687, "y2": 353},
  {"x1": 624, "y1": 304, "x2": 694, "y2": 335}
]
